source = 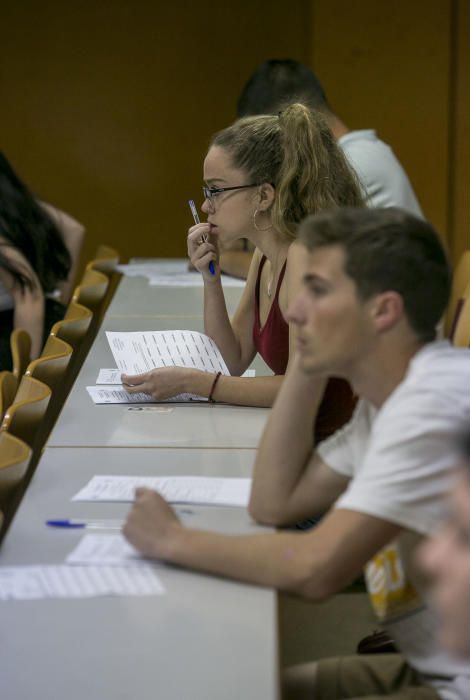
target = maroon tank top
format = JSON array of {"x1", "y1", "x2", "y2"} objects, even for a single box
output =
[{"x1": 252, "y1": 255, "x2": 356, "y2": 443}]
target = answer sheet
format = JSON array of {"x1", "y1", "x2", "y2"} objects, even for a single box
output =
[
  {"x1": 67, "y1": 534, "x2": 145, "y2": 567},
  {"x1": 86, "y1": 386, "x2": 199, "y2": 404},
  {"x1": 0, "y1": 565, "x2": 165, "y2": 600},
  {"x1": 106, "y1": 329, "x2": 230, "y2": 376},
  {"x1": 72, "y1": 475, "x2": 252, "y2": 507}
]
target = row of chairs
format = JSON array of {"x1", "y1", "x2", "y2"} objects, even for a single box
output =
[{"x1": 0, "y1": 245, "x2": 119, "y2": 541}]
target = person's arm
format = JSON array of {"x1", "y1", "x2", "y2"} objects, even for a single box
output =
[
  {"x1": 39, "y1": 201, "x2": 85, "y2": 304},
  {"x1": 249, "y1": 354, "x2": 348, "y2": 525},
  {"x1": 122, "y1": 366, "x2": 284, "y2": 408},
  {"x1": 0, "y1": 246, "x2": 45, "y2": 359},
  {"x1": 123, "y1": 488, "x2": 401, "y2": 601}
]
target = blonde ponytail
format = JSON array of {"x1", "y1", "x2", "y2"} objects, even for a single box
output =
[{"x1": 211, "y1": 103, "x2": 363, "y2": 240}]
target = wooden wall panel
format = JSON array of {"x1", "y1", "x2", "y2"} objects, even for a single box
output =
[
  {"x1": 309, "y1": 0, "x2": 452, "y2": 245},
  {"x1": 453, "y1": 0, "x2": 470, "y2": 259},
  {"x1": 0, "y1": 1, "x2": 310, "y2": 267}
]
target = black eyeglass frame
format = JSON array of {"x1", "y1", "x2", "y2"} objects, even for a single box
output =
[{"x1": 202, "y1": 183, "x2": 259, "y2": 205}]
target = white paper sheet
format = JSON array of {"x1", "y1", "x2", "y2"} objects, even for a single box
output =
[
  {"x1": 67, "y1": 534, "x2": 145, "y2": 567},
  {"x1": 95, "y1": 367, "x2": 255, "y2": 385},
  {"x1": 0, "y1": 565, "x2": 165, "y2": 600},
  {"x1": 72, "y1": 475, "x2": 252, "y2": 507},
  {"x1": 106, "y1": 329, "x2": 230, "y2": 376},
  {"x1": 96, "y1": 368, "x2": 123, "y2": 384},
  {"x1": 86, "y1": 386, "x2": 201, "y2": 404}
]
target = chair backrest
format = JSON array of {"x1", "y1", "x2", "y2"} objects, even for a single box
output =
[
  {"x1": 86, "y1": 244, "x2": 120, "y2": 277},
  {"x1": 72, "y1": 268, "x2": 109, "y2": 313},
  {"x1": 0, "y1": 371, "x2": 18, "y2": 422},
  {"x1": 445, "y1": 250, "x2": 470, "y2": 337},
  {"x1": 452, "y1": 281, "x2": 470, "y2": 348},
  {"x1": 25, "y1": 335, "x2": 73, "y2": 394},
  {"x1": 50, "y1": 301, "x2": 93, "y2": 350},
  {"x1": 0, "y1": 431, "x2": 31, "y2": 524},
  {"x1": 10, "y1": 328, "x2": 32, "y2": 379},
  {"x1": 1, "y1": 375, "x2": 51, "y2": 448}
]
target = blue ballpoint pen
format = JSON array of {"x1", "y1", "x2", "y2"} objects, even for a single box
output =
[
  {"x1": 46, "y1": 519, "x2": 123, "y2": 530},
  {"x1": 188, "y1": 199, "x2": 215, "y2": 275}
]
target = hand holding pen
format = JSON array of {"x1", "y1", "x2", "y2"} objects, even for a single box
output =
[{"x1": 188, "y1": 200, "x2": 216, "y2": 277}]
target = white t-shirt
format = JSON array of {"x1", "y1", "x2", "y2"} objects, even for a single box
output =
[
  {"x1": 339, "y1": 129, "x2": 423, "y2": 217},
  {"x1": 318, "y1": 341, "x2": 470, "y2": 699}
]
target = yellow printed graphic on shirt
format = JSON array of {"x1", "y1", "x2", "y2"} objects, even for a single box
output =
[{"x1": 365, "y1": 542, "x2": 421, "y2": 622}]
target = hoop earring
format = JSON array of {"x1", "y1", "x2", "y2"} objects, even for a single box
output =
[{"x1": 253, "y1": 209, "x2": 271, "y2": 232}]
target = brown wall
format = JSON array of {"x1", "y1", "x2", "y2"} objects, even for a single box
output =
[
  {"x1": 1, "y1": 1, "x2": 310, "y2": 267},
  {"x1": 1, "y1": 0, "x2": 468, "y2": 271}
]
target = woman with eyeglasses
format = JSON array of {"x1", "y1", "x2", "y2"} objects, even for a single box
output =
[{"x1": 123, "y1": 104, "x2": 364, "y2": 442}]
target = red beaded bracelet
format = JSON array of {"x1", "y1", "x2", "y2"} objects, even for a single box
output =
[{"x1": 208, "y1": 371, "x2": 222, "y2": 403}]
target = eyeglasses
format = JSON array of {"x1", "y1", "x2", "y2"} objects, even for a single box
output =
[{"x1": 202, "y1": 184, "x2": 258, "y2": 210}]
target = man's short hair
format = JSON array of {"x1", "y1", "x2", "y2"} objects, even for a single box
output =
[
  {"x1": 237, "y1": 59, "x2": 329, "y2": 117},
  {"x1": 298, "y1": 207, "x2": 452, "y2": 343}
]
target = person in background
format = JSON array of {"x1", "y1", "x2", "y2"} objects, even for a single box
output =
[
  {"x1": 124, "y1": 207, "x2": 470, "y2": 699},
  {"x1": 0, "y1": 152, "x2": 85, "y2": 368},
  {"x1": 220, "y1": 58, "x2": 423, "y2": 279},
  {"x1": 418, "y1": 426, "x2": 470, "y2": 660},
  {"x1": 123, "y1": 104, "x2": 364, "y2": 443}
]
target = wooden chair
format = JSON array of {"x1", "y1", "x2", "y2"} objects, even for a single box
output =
[
  {"x1": 50, "y1": 301, "x2": 93, "y2": 350},
  {"x1": 10, "y1": 328, "x2": 31, "y2": 379},
  {"x1": 25, "y1": 335, "x2": 73, "y2": 395},
  {"x1": 445, "y1": 250, "x2": 470, "y2": 338},
  {"x1": 0, "y1": 431, "x2": 32, "y2": 541},
  {"x1": 1, "y1": 375, "x2": 51, "y2": 450},
  {"x1": 452, "y1": 281, "x2": 470, "y2": 348},
  {"x1": 72, "y1": 268, "x2": 110, "y2": 314},
  {"x1": 0, "y1": 371, "x2": 18, "y2": 422},
  {"x1": 50, "y1": 301, "x2": 94, "y2": 387},
  {"x1": 86, "y1": 244, "x2": 120, "y2": 277}
]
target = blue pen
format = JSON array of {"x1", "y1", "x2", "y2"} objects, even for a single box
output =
[
  {"x1": 188, "y1": 199, "x2": 215, "y2": 275},
  {"x1": 46, "y1": 519, "x2": 123, "y2": 530}
]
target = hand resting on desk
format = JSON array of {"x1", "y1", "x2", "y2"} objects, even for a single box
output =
[
  {"x1": 123, "y1": 487, "x2": 182, "y2": 559},
  {"x1": 121, "y1": 367, "x2": 214, "y2": 401}
]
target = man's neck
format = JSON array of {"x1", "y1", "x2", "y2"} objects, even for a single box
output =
[
  {"x1": 350, "y1": 338, "x2": 427, "y2": 409},
  {"x1": 325, "y1": 112, "x2": 350, "y2": 141}
]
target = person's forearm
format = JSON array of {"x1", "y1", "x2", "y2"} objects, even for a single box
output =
[
  {"x1": 158, "y1": 523, "x2": 333, "y2": 600},
  {"x1": 203, "y1": 278, "x2": 245, "y2": 373},
  {"x1": 187, "y1": 371, "x2": 283, "y2": 408},
  {"x1": 14, "y1": 292, "x2": 45, "y2": 359},
  {"x1": 249, "y1": 358, "x2": 326, "y2": 518}
]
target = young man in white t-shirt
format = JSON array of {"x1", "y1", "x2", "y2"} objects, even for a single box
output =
[{"x1": 124, "y1": 207, "x2": 470, "y2": 699}]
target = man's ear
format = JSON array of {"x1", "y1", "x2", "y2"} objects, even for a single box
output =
[
  {"x1": 370, "y1": 291, "x2": 405, "y2": 332},
  {"x1": 256, "y1": 183, "x2": 276, "y2": 212}
]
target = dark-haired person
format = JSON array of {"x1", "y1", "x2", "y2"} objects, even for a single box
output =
[
  {"x1": 122, "y1": 105, "x2": 363, "y2": 440},
  {"x1": 221, "y1": 59, "x2": 423, "y2": 279},
  {"x1": 418, "y1": 427, "x2": 470, "y2": 667},
  {"x1": 124, "y1": 207, "x2": 470, "y2": 698},
  {"x1": 0, "y1": 153, "x2": 85, "y2": 367}
]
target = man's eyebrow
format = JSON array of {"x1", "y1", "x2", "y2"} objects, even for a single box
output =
[{"x1": 204, "y1": 178, "x2": 226, "y2": 186}]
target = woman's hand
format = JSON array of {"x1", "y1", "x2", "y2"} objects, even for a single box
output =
[
  {"x1": 187, "y1": 223, "x2": 219, "y2": 279},
  {"x1": 121, "y1": 366, "x2": 201, "y2": 400}
]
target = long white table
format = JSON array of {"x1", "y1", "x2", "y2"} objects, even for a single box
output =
[{"x1": 0, "y1": 267, "x2": 281, "y2": 700}]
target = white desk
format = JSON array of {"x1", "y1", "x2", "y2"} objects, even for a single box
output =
[
  {"x1": 0, "y1": 448, "x2": 279, "y2": 700},
  {"x1": 106, "y1": 273, "x2": 244, "y2": 318},
  {"x1": 48, "y1": 315, "x2": 271, "y2": 449},
  {"x1": 0, "y1": 265, "x2": 281, "y2": 700}
]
